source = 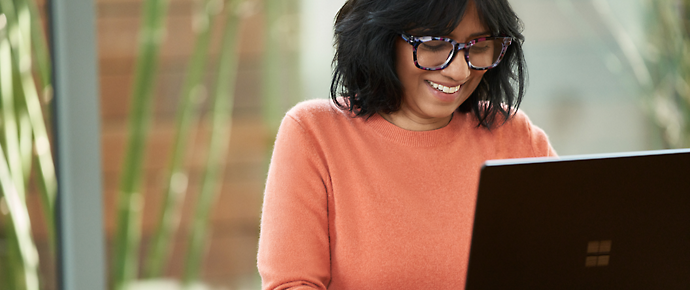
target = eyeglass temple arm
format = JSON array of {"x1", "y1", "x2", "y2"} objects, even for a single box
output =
[{"x1": 400, "y1": 33, "x2": 412, "y2": 43}]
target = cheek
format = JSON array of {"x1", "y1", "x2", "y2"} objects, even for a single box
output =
[
  {"x1": 395, "y1": 41, "x2": 419, "y2": 89},
  {"x1": 465, "y1": 70, "x2": 487, "y2": 93}
]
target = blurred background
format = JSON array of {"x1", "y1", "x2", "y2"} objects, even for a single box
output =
[{"x1": 1, "y1": 0, "x2": 688, "y2": 289}]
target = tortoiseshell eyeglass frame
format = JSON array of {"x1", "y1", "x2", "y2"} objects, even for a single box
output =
[{"x1": 400, "y1": 33, "x2": 513, "y2": 71}]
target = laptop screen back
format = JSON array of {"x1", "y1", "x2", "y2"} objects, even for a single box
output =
[{"x1": 466, "y1": 149, "x2": 690, "y2": 290}]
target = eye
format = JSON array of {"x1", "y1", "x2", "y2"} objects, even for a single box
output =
[
  {"x1": 469, "y1": 40, "x2": 494, "y2": 53},
  {"x1": 470, "y1": 44, "x2": 489, "y2": 52},
  {"x1": 418, "y1": 40, "x2": 452, "y2": 52}
]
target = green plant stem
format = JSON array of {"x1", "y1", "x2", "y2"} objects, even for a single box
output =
[
  {"x1": 261, "y1": 0, "x2": 283, "y2": 133},
  {"x1": 0, "y1": 224, "x2": 21, "y2": 290},
  {"x1": 1, "y1": 0, "x2": 54, "y2": 287},
  {"x1": 14, "y1": 0, "x2": 57, "y2": 249},
  {"x1": 20, "y1": 62, "x2": 57, "y2": 250},
  {"x1": 1, "y1": 208, "x2": 27, "y2": 290},
  {"x1": 24, "y1": 0, "x2": 51, "y2": 92},
  {"x1": 22, "y1": 0, "x2": 54, "y2": 140},
  {"x1": 112, "y1": 0, "x2": 171, "y2": 287},
  {"x1": 0, "y1": 141, "x2": 39, "y2": 290},
  {"x1": 18, "y1": 113, "x2": 32, "y2": 186},
  {"x1": 182, "y1": 0, "x2": 243, "y2": 283},
  {"x1": 0, "y1": 0, "x2": 27, "y2": 204},
  {"x1": 16, "y1": 7, "x2": 33, "y2": 182},
  {"x1": 143, "y1": 0, "x2": 220, "y2": 278}
]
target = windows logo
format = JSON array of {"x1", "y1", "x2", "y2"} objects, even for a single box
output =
[{"x1": 586, "y1": 240, "x2": 612, "y2": 267}]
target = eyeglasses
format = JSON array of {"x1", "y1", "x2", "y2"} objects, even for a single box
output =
[{"x1": 400, "y1": 33, "x2": 512, "y2": 71}]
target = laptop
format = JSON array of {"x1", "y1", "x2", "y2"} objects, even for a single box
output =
[{"x1": 466, "y1": 149, "x2": 690, "y2": 289}]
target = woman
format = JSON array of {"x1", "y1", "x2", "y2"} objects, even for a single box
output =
[{"x1": 258, "y1": 0, "x2": 557, "y2": 289}]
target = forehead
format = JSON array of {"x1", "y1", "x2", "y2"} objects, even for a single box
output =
[{"x1": 449, "y1": 1, "x2": 490, "y2": 39}]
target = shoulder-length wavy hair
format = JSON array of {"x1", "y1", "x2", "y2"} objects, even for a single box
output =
[{"x1": 330, "y1": 0, "x2": 527, "y2": 128}]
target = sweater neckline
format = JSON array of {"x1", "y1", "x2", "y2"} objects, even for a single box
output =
[{"x1": 365, "y1": 111, "x2": 465, "y2": 147}]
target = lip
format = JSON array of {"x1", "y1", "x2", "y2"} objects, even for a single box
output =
[
  {"x1": 425, "y1": 80, "x2": 463, "y2": 103},
  {"x1": 427, "y1": 80, "x2": 462, "y2": 89}
]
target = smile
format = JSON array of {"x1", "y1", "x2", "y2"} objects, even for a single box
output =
[{"x1": 426, "y1": 80, "x2": 461, "y2": 94}]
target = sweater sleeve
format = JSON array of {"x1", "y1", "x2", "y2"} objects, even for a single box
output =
[{"x1": 258, "y1": 114, "x2": 331, "y2": 290}]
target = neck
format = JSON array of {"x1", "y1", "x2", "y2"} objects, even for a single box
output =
[{"x1": 379, "y1": 111, "x2": 454, "y2": 131}]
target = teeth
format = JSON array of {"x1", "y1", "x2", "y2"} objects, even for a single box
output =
[{"x1": 427, "y1": 81, "x2": 461, "y2": 94}]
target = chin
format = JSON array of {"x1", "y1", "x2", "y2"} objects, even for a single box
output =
[{"x1": 421, "y1": 104, "x2": 458, "y2": 119}]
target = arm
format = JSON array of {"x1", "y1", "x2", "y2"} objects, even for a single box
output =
[{"x1": 258, "y1": 115, "x2": 331, "y2": 290}]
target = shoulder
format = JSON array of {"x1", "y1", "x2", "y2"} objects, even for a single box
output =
[
  {"x1": 501, "y1": 109, "x2": 533, "y2": 133},
  {"x1": 482, "y1": 109, "x2": 556, "y2": 158},
  {"x1": 285, "y1": 98, "x2": 350, "y2": 126},
  {"x1": 277, "y1": 98, "x2": 358, "y2": 145}
]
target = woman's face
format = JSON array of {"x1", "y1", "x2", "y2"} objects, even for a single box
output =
[{"x1": 386, "y1": 0, "x2": 490, "y2": 131}]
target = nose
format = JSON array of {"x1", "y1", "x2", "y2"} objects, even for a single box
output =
[{"x1": 440, "y1": 52, "x2": 471, "y2": 83}]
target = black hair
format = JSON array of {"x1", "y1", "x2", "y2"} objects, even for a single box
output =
[{"x1": 330, "y1": 0, "x2": 527, "y2": 128}]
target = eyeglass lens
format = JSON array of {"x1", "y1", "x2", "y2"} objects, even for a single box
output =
[{"x1": 416, "y1": 39, "x2": 504, "y2": 69}]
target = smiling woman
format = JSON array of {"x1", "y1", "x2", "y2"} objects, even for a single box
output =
[
  {"x1": 388, "y1": 1, "x2": 511, "y2": 131},
  {"x1": 330, "y1": 0, "x2": 528, "y2": 131},
  {"x1": 257, "y1": 0, "x2": 556, "y2": 289}
]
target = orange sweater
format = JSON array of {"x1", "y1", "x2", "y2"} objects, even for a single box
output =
[{"x1": 258, "y1": 99, "x2": 556, "y2": 289}]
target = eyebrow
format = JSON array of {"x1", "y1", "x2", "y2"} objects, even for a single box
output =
[
  {"x1": 410, "y1": 30, "x2": 493, "y2": 40},
  {"x1": 469, "y1": 31, "x2": 492, "y2": 38},
  {"x1": 439, "y1": 30, "x2": 493, "y2": 42}
]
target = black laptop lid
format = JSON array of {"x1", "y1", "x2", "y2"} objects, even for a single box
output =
[{"x1": 466, "y1": 149, "x2": 690, "y2": 290}]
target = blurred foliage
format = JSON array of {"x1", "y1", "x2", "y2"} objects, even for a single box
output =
[
  {"x1": 3, "y1": 0, "x2": 292, "y2": 287},
  {"x1": 640, "y1": 0, "x2": 690, "y2": 148},
  {"x1": 261, "y1": 0, "x2": 302, "y2": 135},
  {"x1": 112, "y1": 0, "x2": 249, "y2": 289},
  {"x1": 589, "y1": 0, "x2": 690, "y2": 148},
  {"x1": 111, "y1": 0, "x2": 172, "y2": 285},
  {"x1": 0, "y1": 0, "x2": 56, "y2": 287}
]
